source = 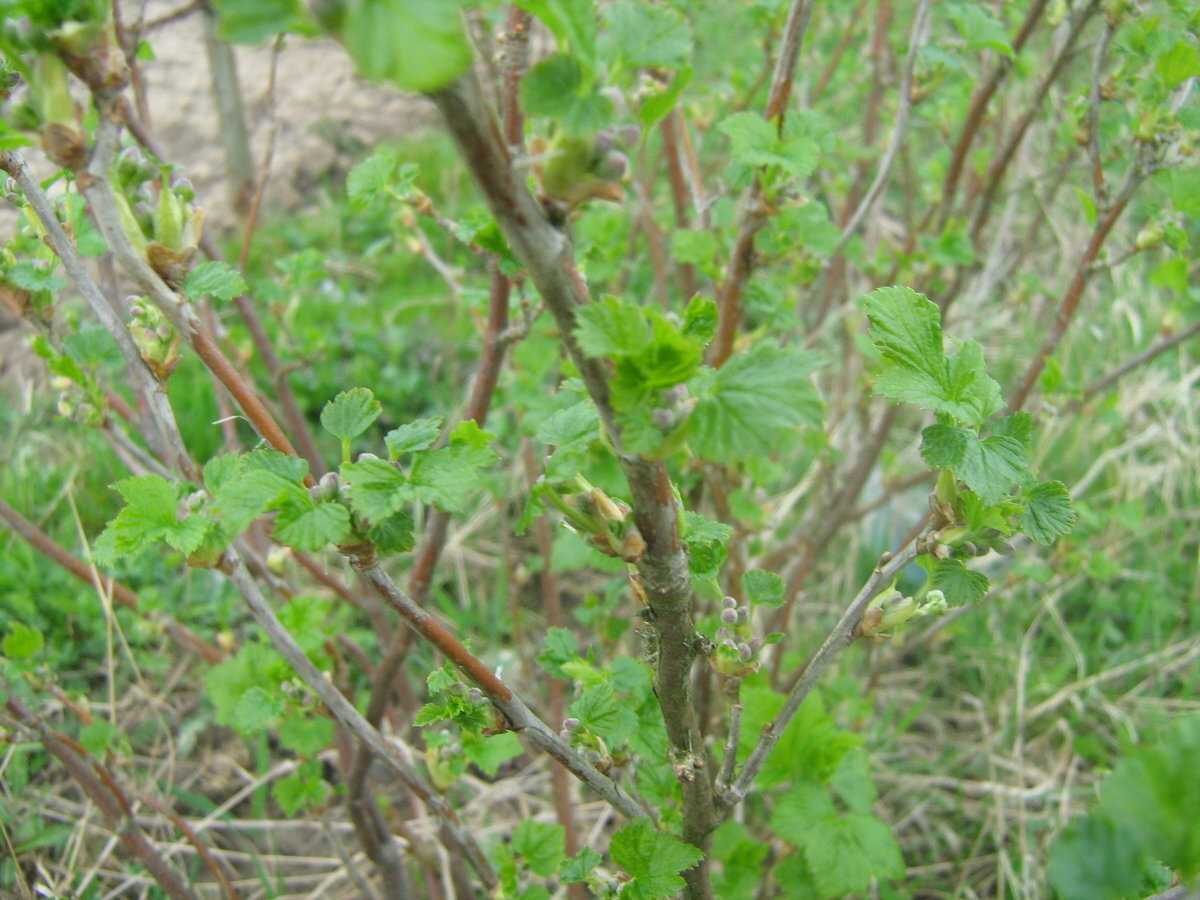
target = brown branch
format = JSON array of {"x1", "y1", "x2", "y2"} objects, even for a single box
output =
[
  {"x1": 3, "y1": 692, "x2": 199, "y2": 900},
  {"x1": 811, "y1": 0, "x2": 870, "y2": 103},
  {"x1": 968, "y1": 0, "x2": 1100, "y2": 241},
  {"x1": 427, "y1": 72, "x2": 715, "y2": 894},
  {"x1": 1087, "y1": 22, "x2": 1115, "y2": 206},
  {"x1": 709, "y1": 0, "x2": 815, "y2": 369},
  {"x1": 0, "y1": 498, "x2": 224, "y2": 664},
  {"x1": 1007, "y1": 165, "x2": 1145, "y2": 413},
  {"x1": 1066, "y1": 319, "x2": 1200, "y2": 410},
  {"x1": 936, "y1": 0, "x2": 1050, "y2": 226}
]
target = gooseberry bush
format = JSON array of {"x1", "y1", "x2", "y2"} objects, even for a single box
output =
[{"x1": 1, "y1": 1, "x2": 1198, "y2": 898}]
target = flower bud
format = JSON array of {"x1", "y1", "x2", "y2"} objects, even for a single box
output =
[
  {"x1": 563, "y1": 717, "x2": 581, "y2": 732},
  {"x1": 723, "y1": 596, "x2": 738, "y2": 609},
  {"x1": 737, "y1": 642, "x2": 753, "y2": 662},
  {"x1": 466, "y1": 688, "x2": 483, "y2": 703},
  {"x1": 737, "y1": 606, "x2": 750, "y2": 624},
  {"x1": 720, "y1": 607, "x2": 738, "y2": 626},
  {"x1": 356, "y1": 452, "x2": 379, "y2": 463}
]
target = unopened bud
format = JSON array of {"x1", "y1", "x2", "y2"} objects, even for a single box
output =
[
  {"x1": 737, "y1": 642, "x2": 753, "y2": 662},
  {"x1": 737, "y1": 606, "x2": 750, "y2": 624},
  {"x1": 563, "y1": 717, "x2": 580, "y2": 732},
  {"x1": 591, "y1": 489, "x2": 625, "y2": 522},
  {"x1": 466, "y1": 688, "x2": 483, "y2": 703},
  {"x1": 723, "y1": 596, "x2": 738, "y2": 609},
  {"x1": 720, "y1": 607, "x2": 738, "y2": 626},
  {"x1": 356, "y1": 452, "x2": 379, "y2": 463}
]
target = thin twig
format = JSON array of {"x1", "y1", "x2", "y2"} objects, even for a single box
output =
[
  {"x1": 1066, "y1": 319, "x2": 1200, "y2": 410},
  {"x1": 1087, "y1": 23, "x2": 1115, "y2": 206},
  {"x1": 722, "y1": 543, "x2": 920, "y2": 808}
]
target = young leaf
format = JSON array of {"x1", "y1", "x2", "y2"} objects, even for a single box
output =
[
  {"x1": 1048, "y1": 814, "x2": 1157, "y2": 900},
  {"x1": 279, "y1": 715, "x2": 334, "y2": 756},
  {"x1": 1017, "y1": 481, "x2": 1076, "y2": 544},
  {"x1": 719, "y1": 112, "x2": 818, "y2": 179},
  {"x1": 536, "y1": 626, "x2": 578, "y2": 677},
  {"x1": 610, "y1": 818, "x2": 704, "y2": 900},
  {"x1": 742, "y1": 568, "x2": 785, "y2": 608},
  {"x1": 462, "y1": 731, "x2": 523, "y2": 776},
  {"x1": 955, "y1": 434, "x2": 1027, "y2": 506},
  {"x1": 273, "y1": 501, "x2": 352, "y2": 552},
  {"x1": 516, "y1": 0, "x2": 598, "y2": 68},
  {"x1": 931, "y1": 558, "x2": 989, "y2": 606},
  {"x1": 368, "y1": 510, "x2": 415, "y2": 554},
  {"x1": 212, "y1": 0, "x2": 309, "y2": 44},
  {"x1": 605, "y1": 2, "x2": 692, "y2": 68},
  {"x1": 573, "y1": 294, "x2": 652, "y2": 358},
  {"x1": 511, "y1": 820, "x2": 566, "y2": 878},
  {"x1": 344, "y1": 0, "x2": 472, "y2": 92},
  {"x1": 560, "y1": 846, "x2": 603, "y2": 883},
  {"x1": 3, "y1": 622, "x2": 45, "y2": 660},
  {"x1": 920, "y1": 423, "x2": 971, "y2": 469},
  {"x1": 803, "y1": 814, "x2": 906, "y2": 897},
  {"x1": 321, "y1": 388, "x2": 382, "y2": 442},
  {"x1": 520, "y1": 54, "x2": 614, "y2": 136},
  {"x1": 385, "y1": 417, "x2": 443, "y2": 457},
  {"x1": 183, "y1": 261, "x2": 247, "y2": 300},
  {"x1": 689, "y1": 343, "x2": 823, "y2": 464},
  {"x1": 96, "y1": 475, "x2": 208, "y2": 562},
  {"x1": 340, "y1": 457, "x2": 408, "y2": 523},
  {"x1": 233, "y1": 685, "x2": 283, "y2": 732}
]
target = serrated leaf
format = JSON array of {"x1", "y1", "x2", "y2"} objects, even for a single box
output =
[
  {"x1": 516, "y1": 0, "x2": 597, "y2": 67},
  {"x1": 689, "y1": 343, "x2": 823, "y2": 464},
  {"x1": 321, "y1": 388, "x2": 382, "y2": 442},
  {"x1": 560, "y1": 846, "x2": 602, "y2": 882},
  {"x1": 573, "y1": 294, "x2": 651, "y2": 358},
  {"x1": 830, "y1": 747, "x2": 877, "y2": 814},
  {"x1": 462, "y1": 731, "x2": 522, "y2": 776},
  {"x1": 241, "y1": 448, "x2": 310, "y2": 482},
  {"x1": 570, "y1": 681, "x2": 621, "y2": 734},
  {"x1": 719, "y1": 112, "x2": 818, "y2": 179},
  {"x1": 385, "y1": 417, "x2": 443, "y2": 457},
  {"x1": 340, "y1": 458, "x2": 408, "y2": 523},
  {"x1": 211, "y1": 469, "x2": 303, "y2": 536},
  {"x1": 344, "y1": 0, "x2": 472, "y2": 92},
  {"x1": 956, "y1": 434, "x2": 1026, "y2": 506},
  {"x1": 273, "y1": 765, "x2": 331, "y2": 815},
  {"x1": 931, "y1": 558, "x2": 989, "y2": 605},
  {"x1": 413, "y1": 702, "x2": 451, "y2": 727},
  {"x1": 605, "y1": 2, "x2": 692, "y2": 68},
  {"x1": 948, "y1": 3, "x2": 1014, "y2": 57},
  {"x1": 861, "y1": 285, "x2": 944, "y2": 378},
  {"x1": 346, "y1": 149, "x2": 409, "y2": 207},
  {"x1": 682, "y1": 295, "x2": 717, "y2": 343},
  {"x1": 1018, "y1": 481, "x2": 1075, "y2": 544},
  {"x1": 95, "y1": 475, "x2": 184, "y2": 562},
  {"x1": 408, "y1": 442, "x2": 496, "y2": 512},
  {"x1": 610, "y1": 818, "x2": 703, "y2": 900},
  {"x1": 278, "y1": 715, "x2": 334, "y2": 756},
  {"x1": 771, "y1": 780, "x2": 837, "y2": 844},
  {"x1": 3, "y1": 622, "x2": 44, "y2": 659},
  {"x1": 1048, "y1": 814, "x2": 1156, "y2": 900},
  {"x1": 183, "y1": 261, "x2": 247, "y2": 300},
  {"x1": 369, "y1": 510, "x2": 415, "y2": 554},
  {"x1": 233, "y1": 686, "x2": 283, "y2": 732},
  {"x1": 273, "y1": 502, "x2": 352, "y2": 552},
  {"x1": 920, "y1": 423, "x2": 971, "y2": 469},
  {"x1": 203, "y1": 453, "x2": 240, "y2": 493},
  {"x1": 1158, "y1": 39, "x2": 1200, "y2": 89},
  {"x1": 512, "y1": 821, "x2": 565, "y2": 878},
  {"x1": 742, "y1": 568, "x2": 785, "y2": 608},
  {"x1": 520, "y1": 54, "x2": 614, "y2": 136},
  {"x1": 803, "y1": 814, "x2": 905, "y2": 896},
  {"x1": 536, "y1": 627, "x2": 578, "y2": 677}
]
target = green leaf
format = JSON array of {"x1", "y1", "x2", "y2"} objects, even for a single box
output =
[
  {"x1": 920, "y1": 423, "x2": 971, "y2": 469},
  {"x1": 8, "y1": 262, "x2": 66, "y2": 293},
  {"x1": 409, "y1": 441, "x2": 497, "y2": 512},
  {"x1": 242, "y1": 448, "x2": 310, "y2": 483},
  {"x1": 711, "y1": 822, "x2": 770, "y2": 899},
  {"x1": 340, "y1": 457, "x2": 408, "y2": 523},
  {"x1": 570, "y1": 682, "x2": 622, "y2": 735},
  {"x1": 610, "y1": 818, "x2": 703, "y2": 900},
  {"x1": 742, "y1": 568, "x2": 785, "y2": 608},
  {"x1": 536, "y1": 627, "x2": 578, "y2": 677},
  {"x1": 273, "y1": 502, "x2": 352, "y2": 552},
  {"x1": 512, "y1": 820, "x2": 565, "y2": 878},
  {"x1": 770, "y1": 780, "x2": 837, "y2": 845},
  {"x1": 689, "y1": 343, "x2": 823, "y2": 464},
  {"x1": 948, "y1": 3, "x2": 1014, "y2": 57},
  {"x1": 1048, "y1": 814, "x2": 1156, "y2": 900},
  {"x1": 682, "y1": 295, "x2": 717, "y2": 344},
  {"x1": 344, "y1": 0, "x2": 472, "y2": 92},
  {"x1": 233, "y1": 685, "x2": 283, "y2": 732},
  {"x1": 719, "y1": 112, "x2": 818, "y2": 179},
  {"x1": 516, "y1": 0, "x2": 597, "y2": 67},
  {"x1": 605, "y1": 2, "x2": 692, "y2": 68},
  {"x1": 520, "y1": 54, "x2": 614, "y2": 136},
  {"x1": 96, "y1": 475, "x2": 207, "y2": 562},
  {"x1": 212, "y1": 0, "x2": 308, "y2": 43},
  {"x1": 203, "y1": 453, "x2": 240, "y2": 494},
  {"x1": 1099, "y1": 715, "x2": 1200, "y2": 880},
  {"x1": 346, "y1": 149, "x2": 413, "y2": 208},
  {"x1": 574, "y1": 294, "x2": 652, "y2": 358},
  {"x1": 274, "y1": 760, "x2": 331, "y2": 815},
  {"x1": 385, "y1": 417, "x2": 443, "y2": 457},
  {"x1": 931, "y1": 558, "x2": 989, "y2": 605},
  {"x1": 956, "y1": 434, "x2": 1026, "y2": 506},
  {"x1": 413, "y1": 702, "x2": 451, "y2": 727},
  {"x1": 1018, "y1": 481, "x2": 1075, "y2": 544},
  {"x1": 183, "y1": 261, "x2": 247, "y2": 300},
  {"x1": 3, "y1": 622, "x2": 44, "y2": 659},
  {"x1": 209, "y1": 469, "x2": 300, "y2": 536},
  {"x1": 803, "y1": 814, "x2": 905, "y2": 897},
  {"x1": 79, "y1": 719, "x2": 118, "y2": 756},
  {"x1": 278, "y1": 715, "x2": 334, "y2": 756},
  {"x1": 672, "y1": 229, "x2": 719, "y2": 267},
  {"x1": 830, "y1": 747, "x2": 877, "y2": 814},
  {"x1": 369, "y1": 510, "x2": 415, "y2": 554},
  {"x1": 683, "y1": 511, "x2": 733, "y2": 580},
  {"x1": 321, "y1": 387, "x2": 382, "y2": 442},
  {"x1": 863, "y1": 288, "x2": 1003, "y2": 425},
  {"x1": 1158, "y1": 39, "x2": 1200, "y2": 88},
  {"x1": 462, "y1": 731, "x2": 522, "y2": 776},
  {"x1": 560, "y1": 846, "x2": 602, "y2": 882}
]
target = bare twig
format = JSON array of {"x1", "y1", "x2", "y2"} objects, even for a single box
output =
[
  {"x1": 1087, "y1": 23, "x2": 1115, "y2": 206},
  {"x1": 224, "y1": 548, "x2": 500, "y2": 890},
  {"x1": 1066, "y1": 319, "x2": 1200, "y2": 410},
  {"x1": 722, "y1": 543, "x2": 920, "y2": 809},
  {"x1": 709, "y1": 0, "x2": 815, "y2": 368}
]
